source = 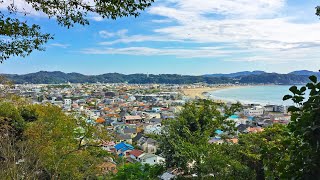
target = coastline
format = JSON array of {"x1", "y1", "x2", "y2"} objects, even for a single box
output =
[
  {"x1": 180, "y1": 84, "x2": 285, "y2": 104},
  {"x1": 180, "y1": 85, "x2": 243, "y2": 99},
  {"x1": 207, "y1": 85, "x2": 294, "y2": 106}
]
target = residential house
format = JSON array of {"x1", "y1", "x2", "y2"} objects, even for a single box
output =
[
  {"x1": 101, "y1": 141, "x2": 116, "y2": 153},
  {"x1": 139, "y1": 153, "x2": 165, "y2": 166},
  {"x1": 114, "y1": 142, "x2": 134, "y2": 157},
  {"x1": 144, "y1": 124, "x2": 162, "y2": 135},
  {"x1": 139, "y1": 138, "x2": 158, "y2": 154},
  {"x1": 128, "y1": 149, "x2": 144, "y2": 161},
  {"x1": 116, "y1": 134, "x2": 133, "y2": 144},
  {"x1": 237, "y1": 124, "x2": 249, "y2": 133},
  {"x1": 123, "y1": 127, "x2": 138, "y2": 137},
  {"x1": 132, "y1": 132, "x2": 144, "y2": 143},
  {"x1": 247, "y1": 126, "x2": 264, "y2": 133},
  {"x1": 122, "y1": 115, "x2": 143, "y2": 124}
]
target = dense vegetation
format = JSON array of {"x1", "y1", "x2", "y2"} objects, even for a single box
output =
[
  {"x1": 0, "y1": 98, "x2": 111, "y2": 179},
  {"x1": 239, "y1": 73, "x2": 310, "y2": 84},
  {"x1": 112, "y1": 163, "x2": 165, "y2": 180},
  {"x1": 3, "y1": 71, "x2": 318, "y2": 84}
]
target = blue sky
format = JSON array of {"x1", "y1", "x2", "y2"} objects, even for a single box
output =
[{"x1": 1, "y1": 0, "x2": 320, "y2": 75}]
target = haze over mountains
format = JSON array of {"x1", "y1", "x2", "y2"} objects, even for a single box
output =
[{"x1": 1, "y1": 70, "x2": 319, "y2": 85}]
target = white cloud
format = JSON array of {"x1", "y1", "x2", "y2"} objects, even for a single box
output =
[
  {"x1": 151, "y1": 19, "x2": 173, "y2": 23},
  {"x1": 99, "y1": 31, "x2": 115, "y2": 38},
  {"x1": 149, "y1": 7, "x2": 320, "y2": 45},
  {"x1": 99, "y1": 34, "x2": 185, "y2": 45},
  {"x1": 91, "y1": 16, "x2": 104, "y2": 22},
  {"x1": 99, "y1": 29, "x2": 129, "y2": 39},
  {"x1": 227, "y1": 46, "x2": 320, "y2": 64},
  {"x1": 81, "y1": 46, "x2": 248, "y2": 58},
  {"x1": 161, "y1": 0, "x2": 285, "y2": 18},
  {"x1": 87, "y1": 0, "x2": 320, "y2": 64},
  {"x1": 50, "y1": 43, "x2": 70, "y2": 48}
]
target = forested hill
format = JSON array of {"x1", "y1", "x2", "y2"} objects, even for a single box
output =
[
  {"x1": 1, "y1": 71, "x2": 318, "y2": 84},
  {"x1": 204, "y1": 70, "x2": 266, "y2": 77}
]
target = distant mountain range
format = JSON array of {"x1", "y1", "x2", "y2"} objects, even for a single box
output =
[
  {"x1": 289, "y1": 70, "x2": 320, "y2": 76},
  {"x1": 1, "y1": 70, "x2": 319, "y2": 84},
  {"x1": 204, "y1": 71, "x2": 267, "y2": 77}
]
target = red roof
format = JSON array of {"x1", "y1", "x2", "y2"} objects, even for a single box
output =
[
  {"x1": 129, "y1": 150, "x2": 144, "y2": 157},
  {"x1": 96, "y1": 117, "x2": 106, "y2": 123}
]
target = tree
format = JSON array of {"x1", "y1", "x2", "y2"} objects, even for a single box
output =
[
  {"x1": 0, "y1": 0, "x2": 154, "y2": 62},
  {"x1": 283, "y1": 74, "x2": 320, "y2": 179},
  {"x1": 238, "y1": 124, "x2": 291, "y2": 180},
  {"x1": 112, "y1": 163, "x2": 165, "y2": 180},
  {"x1": 316, "y1": 6, "x2": 320, "y2": 17},
  {"x1": 0, "y1": 102, "x2": 25, "y2": 137},
  {"x1": 0, "y1": 102, "x2": 43, "y2": 179},
  {"x1": 198, "y1": 143, "x2": 254, "y2": 180},
  {"x1": 0, "y1": 101, "x2": 112, "y2": 179},
  {"x1": 24, "y1": 104, "x2": 110, "y2": 179},
  {"x1": 159, "y1": 99, "x2": 241, "y2": 177}
]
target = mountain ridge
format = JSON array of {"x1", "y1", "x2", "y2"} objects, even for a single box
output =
[
  {"x1": 1, "y1": 70, "x2": 319, "y2": 84},
  {"x1": 204, "y1": 70, "x2": 267, "y2": 77}
]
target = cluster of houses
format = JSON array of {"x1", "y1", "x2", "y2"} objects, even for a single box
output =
[{"x1": 2, "y1": 83, "x2": 292, "y2": 179}]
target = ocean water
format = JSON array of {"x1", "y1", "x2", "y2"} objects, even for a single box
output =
[{"x1": 209, "y1": 85, "x2": 299, "y2": 105}]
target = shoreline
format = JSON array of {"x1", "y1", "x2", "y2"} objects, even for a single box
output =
[
  {"x1": 208, "y1": 85, "x2": 293, "y2": 106},
  {"x1": 180, "y1": 85, "x2": 244, "y2": 99},
  {"x1": 180, "y1": 84, "x2": 292, "y2": 106}
]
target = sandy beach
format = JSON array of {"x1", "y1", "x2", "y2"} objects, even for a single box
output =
[{"x1": 181, "y1": 85, "x2": 237, "y2": 99}]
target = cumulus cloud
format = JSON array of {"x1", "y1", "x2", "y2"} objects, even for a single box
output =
[
  {"x1": 86, "y1": 0, "x2": 320, "y2": 64},
  {"x1": 4, "y1": 0, "x2": 320, "y2": 64},
  {"x1": 147, "y1": 1, "x2": 320, "y2": 46}
]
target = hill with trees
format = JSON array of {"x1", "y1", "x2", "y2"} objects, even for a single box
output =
[
  {"x1": 2, "y1": 71, "x2": 317, "y2": 84},
  {"x1": 204, "y1": 70, "x2": 267, "y2": 77}
]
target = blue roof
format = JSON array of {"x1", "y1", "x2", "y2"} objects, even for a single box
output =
[
  {"x1": 215, "y1": 129, "x2": 223, "y2": 135},
  {"x1": 229, "y1": 115, "x2": 239, "y2": 119},
  {"x1": 86, "y1": 119, "x2": 94, "y2": 124},
  {"x1": 115, "y1": 142, "x2": 134, "y2": 152}
]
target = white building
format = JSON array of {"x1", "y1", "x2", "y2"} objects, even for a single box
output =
[
  {"x1": 243, "y1": 106, "x2": 264, "y2": 116},
  {"x1": 152, "y1": 107, "x2": 161, "y2": 112},
  {"x1": 139, "y1": 154, "x2": 165, "y2": 166},
  {"x1": 64, "y1": 99, "x2": 72, "y2": 105}
]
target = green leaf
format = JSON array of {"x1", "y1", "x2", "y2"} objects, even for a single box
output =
[
  {"x1": 309, "y1": 75, "x2": 317, "y2": 83},
  {"x1": 289, "y1": 86, "x2": 299, "y2": 94},
  {"x1": 283, "y1": 95, "x2": 293, "y2": 101},
  {"x1": 288, "y1": 106, "x2": 300, "y2": 112},
  {"x1": 300, "y1": 86, "x2": 307, "y2": 93}
]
